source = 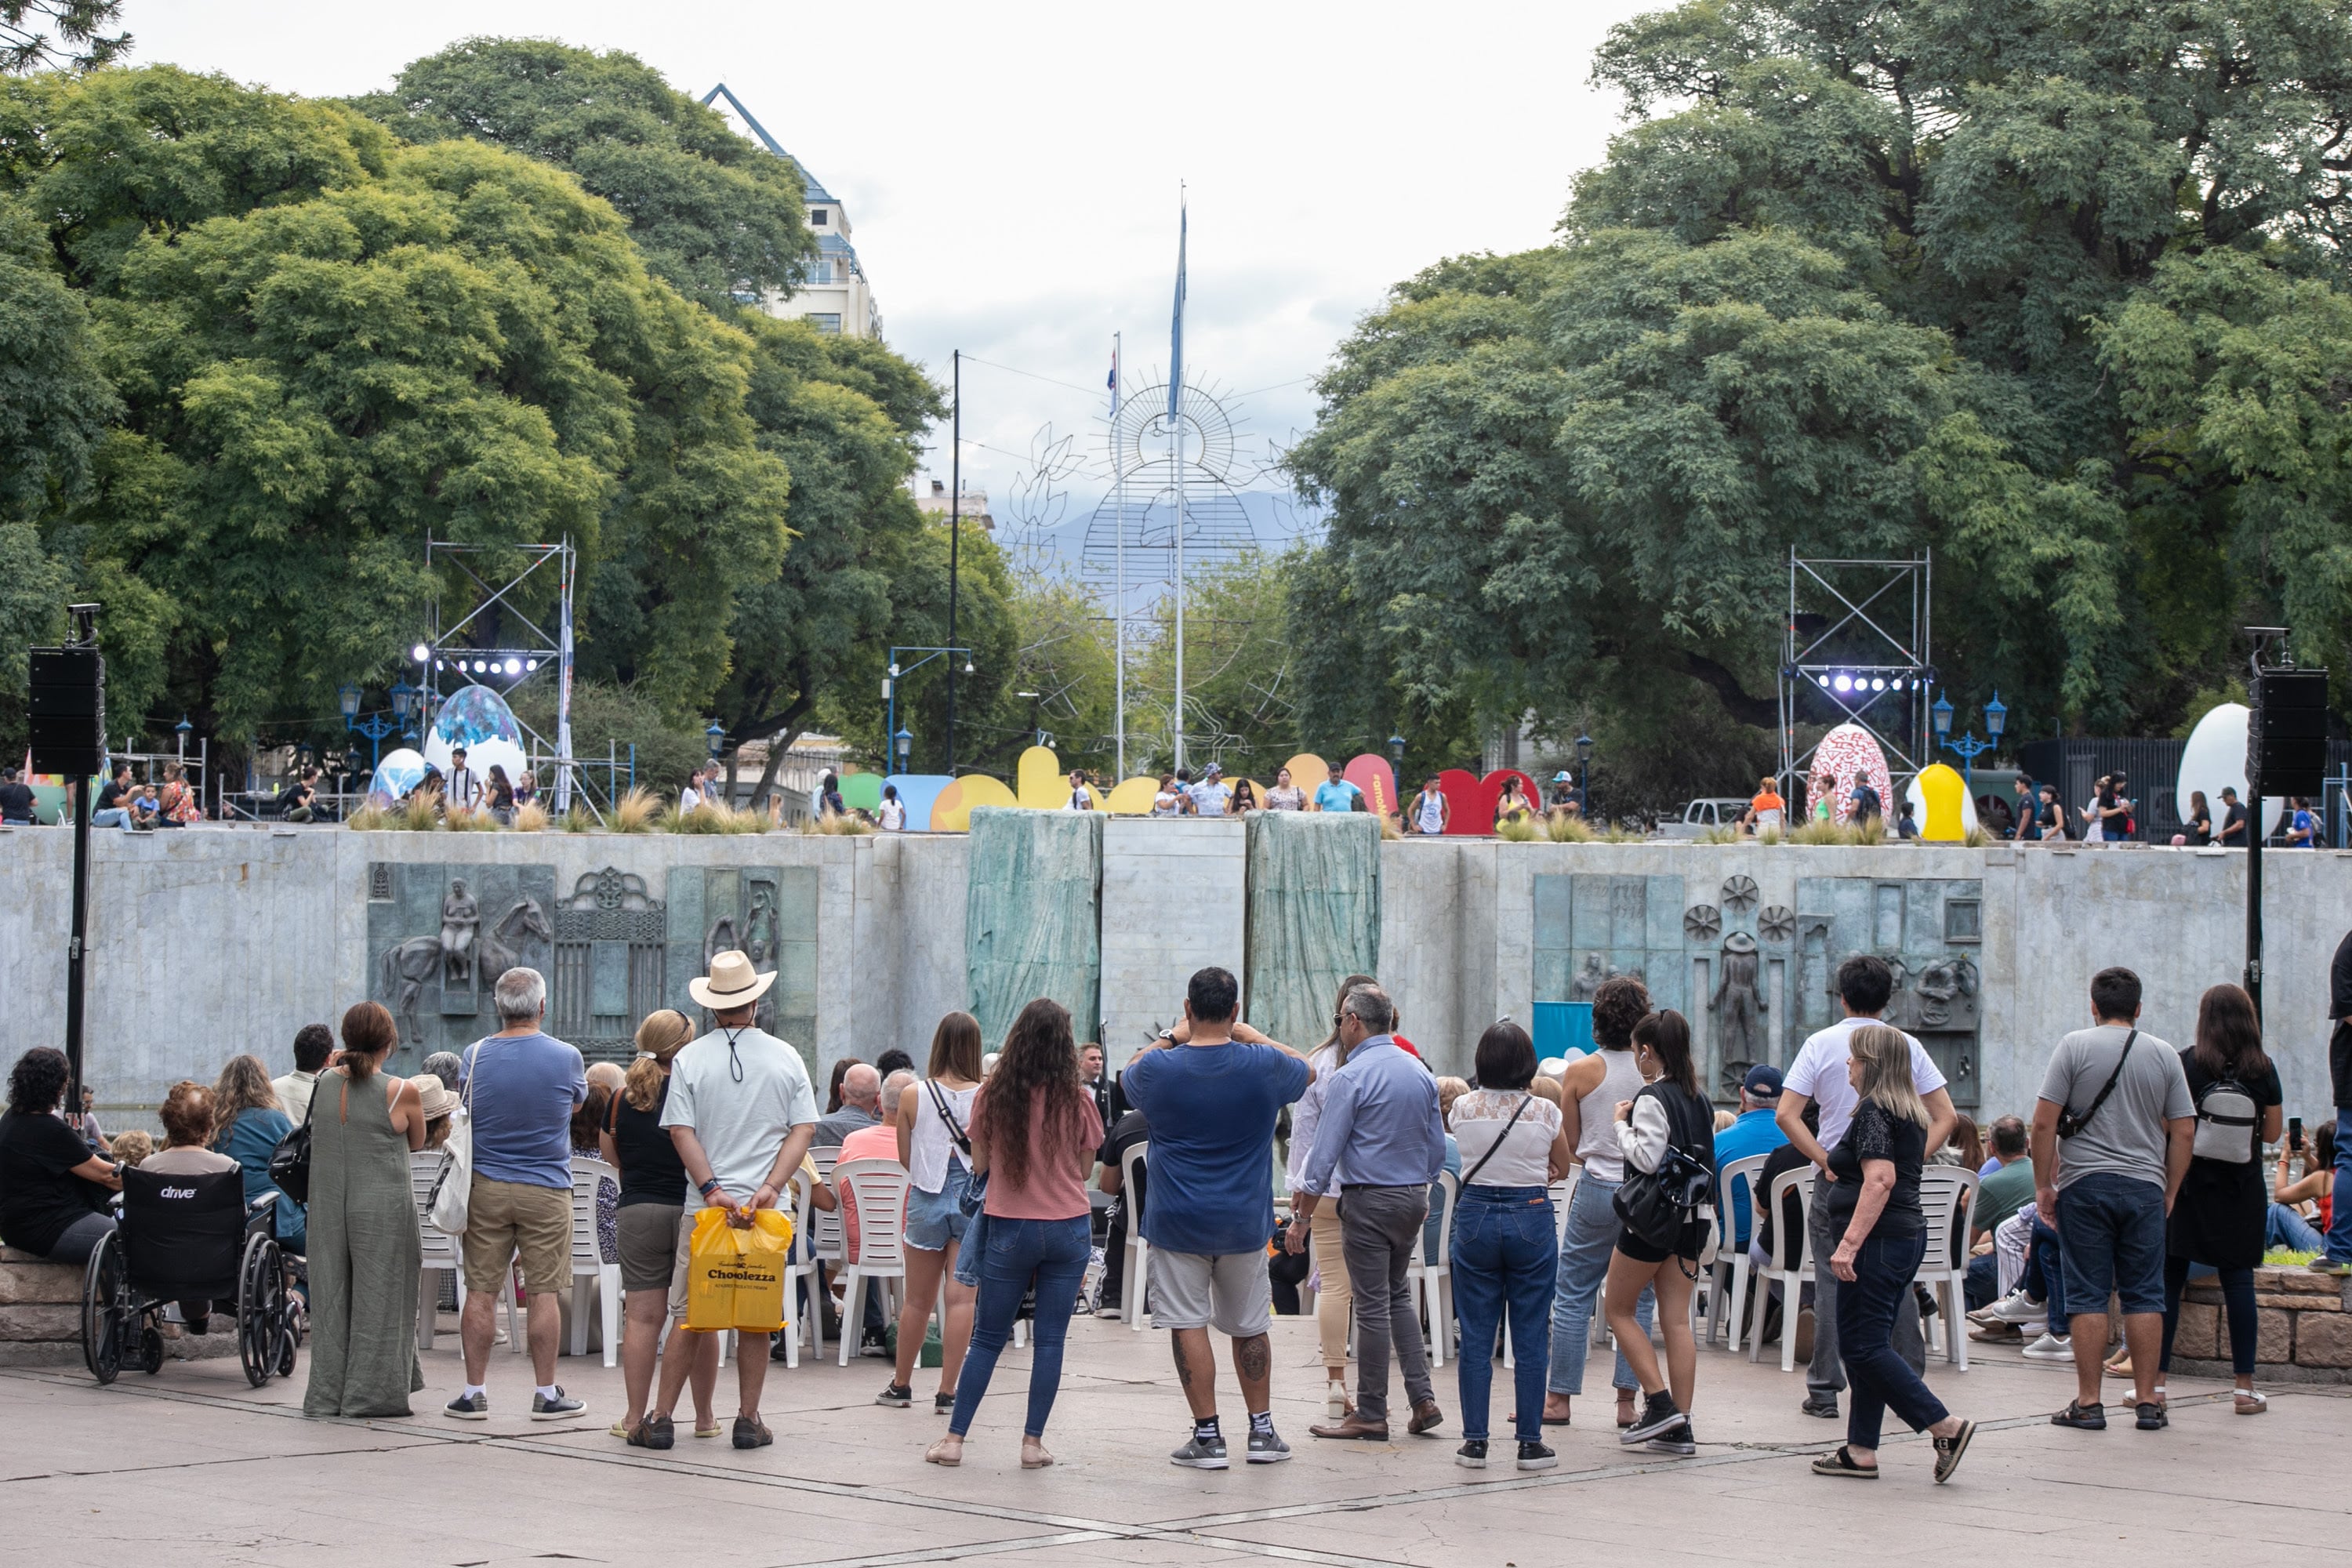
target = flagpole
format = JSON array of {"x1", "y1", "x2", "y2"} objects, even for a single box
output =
[
  {"x1": 1112, "y1": 332, "x2": 1127, "y2": 782},
  {"x1": 1169, "y1": 193, "x2": 1187, "y2": 776}
]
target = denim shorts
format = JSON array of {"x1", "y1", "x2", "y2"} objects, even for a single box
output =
[
  {"x1": 905, "y1": 1162, "x2": 973, "y2": 1253},
  {"x1": 2056, "y1": 1171, "x2": 2167, "y2": 1316}
]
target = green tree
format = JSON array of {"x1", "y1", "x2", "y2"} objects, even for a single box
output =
[
  {"x1": 350, "y1": 38, "x2": 815, "y2": 316},
  {"x1": 2, "y1": 1, "x2": 126, "y2": 74},
  {"x1": 1292, "y1": 0, "x2": 2352, "y2": 805}
]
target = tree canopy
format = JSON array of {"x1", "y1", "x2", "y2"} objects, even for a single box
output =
[{"x1": 1290, "y1": 0, "x2": 2352, "y2": 803}]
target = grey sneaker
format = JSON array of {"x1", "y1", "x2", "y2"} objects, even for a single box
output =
[
  {"x1": 444, "y1": 1391, "x2": 489, "y2": 1421},
  {"x1": 530, "y1": 1387, "x2": 584, "y2": 1421},
  {"x1": 1245, "y1": 1428, "x2": 1291, "y2": 1464},
  {"x1": 1170, "y1": 1432, "x2": 1229, "y2": 1469}
]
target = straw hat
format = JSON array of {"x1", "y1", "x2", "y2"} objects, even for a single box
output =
[
  {"x1": 410, "y1": 1073, "x2": 460, "y2": 1120},
  {"x1": 689, "y1": 948, "x2": 776, "y2": 1011}
]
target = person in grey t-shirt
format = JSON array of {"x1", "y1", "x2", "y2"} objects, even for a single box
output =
[{"x1": 2029, "y1": 967, "x2": 2194, "y2": 1432}]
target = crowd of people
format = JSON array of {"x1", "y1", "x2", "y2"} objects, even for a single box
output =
[{"x1": 6, "y1": 934, "x2": 2350, "y2": 1482}]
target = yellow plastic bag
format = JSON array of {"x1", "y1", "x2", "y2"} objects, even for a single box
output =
[{"x1": 685, "y1": 1205, "x2": 795, "y2": 1332}]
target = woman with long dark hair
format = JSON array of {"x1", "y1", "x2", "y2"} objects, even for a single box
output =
[
  {"x1": 2161, "y1": 983, "x2": 2281, "y2": 1415},
  {"x1": 1605, "y1": 1009, "x2": 1714, "y2": 1457},
  {"x1": 881, "y1": 1013, "x2": 985, "y2": 1410},
  {"x1": 1283, "y1": 971, "x2": 1378, "y2": 1417},
  {"x1": 927, "y1": 998, "x2": 1105, "y2": 1468}
]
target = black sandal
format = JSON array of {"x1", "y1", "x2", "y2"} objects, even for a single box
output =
[
  {"x1": 1811, "y1": 1446, "x2": 1878, "y2": 1478},
  {"x1": 1933, "y1": 1419, "x2": 1976, "y2": 1483}
]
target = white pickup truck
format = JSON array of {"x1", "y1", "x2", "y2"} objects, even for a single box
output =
[{"x1": 1656, "y1": 797, "x2": 1756, "y2": 839}]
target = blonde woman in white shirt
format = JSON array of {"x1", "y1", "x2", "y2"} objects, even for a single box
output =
[{"x1": 1449, "y1": 1022, "x2": 1574, "y2": 1472}]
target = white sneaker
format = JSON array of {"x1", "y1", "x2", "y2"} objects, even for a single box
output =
[
  {"x1": 1971, "y1": 1287, "x2": 2045, "y2": 1327},
  {"x1": 2021, "y1": 1332, "x2": 2074, "y2": 1360}
]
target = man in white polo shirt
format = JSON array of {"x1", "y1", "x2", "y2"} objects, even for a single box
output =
[{"x1": 1775, "y1": 954, "x2": 1957, "y2": 1421}]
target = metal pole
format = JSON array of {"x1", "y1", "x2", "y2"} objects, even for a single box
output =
[
  {"x1": 2247, "y1": 786, "x2": 2264, "y2": 1015},
  {"x1": 946, "y1": 350, "x2": 960, "y2": 777},
  {"x1": 65, "y1": 764, "x2": 91, "y2": 1116},
  {"x1": 1172, "y1": 402, "x2": 1185, "y2": 774},
  {"x1": 554, "y1": 537, "x2": 575, "y2": 815},
  {"x1": 1112, "y1": 332, "x2": 1126, "y2": 781}
]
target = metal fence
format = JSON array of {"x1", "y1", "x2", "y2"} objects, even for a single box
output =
[{"x1": 2017, "y1": 738, "x2": 2352, "y2": 844}]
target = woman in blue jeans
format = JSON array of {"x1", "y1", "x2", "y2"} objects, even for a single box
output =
[
  {"x1": 1448, "y1": 1022, "x2": 1574, "y2": 1471},
  {"x1": 927, "y1": 998, "x2": 1105, "y2": 1470},
  {"x1": 1813, "y1": 1025, "x2": 1975, "y2": 1483}
]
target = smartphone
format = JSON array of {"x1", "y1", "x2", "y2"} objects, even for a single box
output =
[{"x1": 2290, "y1": 1116, "x2": 2304, "y2": 1152}]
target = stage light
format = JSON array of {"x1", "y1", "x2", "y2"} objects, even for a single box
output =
[
  {"x1": 503, "y1": 659, "x2": 521, "y2": 676},
  {"x1": 411, "y1": 643, "x2": 430, "y2": 663},
  {"x1": 1833, "y1": 674, "x2": 1853, "y2": 692},
  {"x1": 1871, "y1": 677, "x2": 1886, "y2": 691},
  {"x1": 1815, "y1": 674, "x2": 1830, "y2": 688},
  {"x1": 524, "y1": 659, "x2": 539, "y2": 672}
]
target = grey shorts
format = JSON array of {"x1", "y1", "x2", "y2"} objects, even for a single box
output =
[
  {"x1": 616, "y1": 1203, "x2": 683, "y2": 1294},
  {"x1": 1149, "y1": 1248, "x2": 1272, "y2": 1338}
]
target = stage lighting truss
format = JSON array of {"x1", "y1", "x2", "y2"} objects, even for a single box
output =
[{"x1": 1777, "y1": 553, "x2": 1933, "y2": 796}]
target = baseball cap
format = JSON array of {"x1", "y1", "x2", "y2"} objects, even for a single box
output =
[{"x1": 1741, "y1": 1064, "x2": 1784, "y2": 1100}]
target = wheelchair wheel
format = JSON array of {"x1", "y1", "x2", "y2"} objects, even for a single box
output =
[
  {"x1": 80, "y1": 1229, "x2": 126, "y2": 1385},
  {"x1": 136, "y1": 1323, "x2": 165, "y2": 1375},
  {"x1": 237, "y1": 1232, "x2": 285, "y2": 1389}
]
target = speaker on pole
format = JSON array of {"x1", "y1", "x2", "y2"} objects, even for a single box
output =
[{"x1": 27, "y1": 611, "x2": 103, "y2": 1128}]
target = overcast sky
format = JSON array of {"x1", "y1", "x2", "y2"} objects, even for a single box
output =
[{"x1": 125, "y1": 0, "x2": 1658, "y2": 557}]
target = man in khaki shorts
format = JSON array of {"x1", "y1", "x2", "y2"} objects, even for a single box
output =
[{"x1": 445, "y1": 967, "x2": 588, "y2": 1421}]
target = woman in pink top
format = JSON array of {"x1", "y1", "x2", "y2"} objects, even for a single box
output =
[{"x1": 926, "y1": 998, "x2": 1103, "y2": 1470}]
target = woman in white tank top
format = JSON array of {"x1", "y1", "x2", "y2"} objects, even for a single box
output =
[
  {"x1": 1450, "y1": 1021, "x2": 1576, "y2": 1471},
  {"x1": 881, "y1": 1013, "x2": 986, "y2": 1412},
  {"x1": 1539, "y1": 978, "x2": 1658, "y2": 1426}
]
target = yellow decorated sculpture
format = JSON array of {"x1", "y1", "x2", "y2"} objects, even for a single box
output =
[{"x1": 1915, "y1": 762, "x2": 1969, "y2": 842}]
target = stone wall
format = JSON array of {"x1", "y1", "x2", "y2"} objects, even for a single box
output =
[
  {"x1": 4, "y1": 823, "x2": 2348, "y2": 1131},
  {"x1": 2169, "y1": 1267, "x2": 2352, "y2": 1383}
]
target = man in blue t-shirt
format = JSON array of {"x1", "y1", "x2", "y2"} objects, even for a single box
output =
[
  {"x1": 2288, "y1": 797, "x2": 2318, "y2": 848},
  {"x1": 1120, "y1": 965, "x2": 1312, "y2": 1470},
  {"x1": 1313, "y1": 763, "x2": 1360, "y2": 814},
  {"x1": 1711, "y1": 1064, "x2": 1789, "y2": 1253},
  {"x1": 448, "y1": 966, "x2": 587, "y2": 1423}
]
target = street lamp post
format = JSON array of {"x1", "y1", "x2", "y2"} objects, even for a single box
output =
[
  {"x1": 883, "y1": 646, "x2": 973, "y2": 775},
  {"x1": 1575, "y1": 733, "x2": 1594, "y2": 815},
  {"x1": 340, "y1": 683, "x2": 402, "y2": 770},
  {"x1": 1930, "y1": 689, "x2": 2007, "y2": 808},
  {"x1": 1387, "y1": 733, "x2": 1406, "y2": 797},
  {"x1": 893, "y1": 727, "x2": 913, "y2": 773}
]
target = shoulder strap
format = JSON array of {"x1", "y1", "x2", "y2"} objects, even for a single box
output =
[
  {"x1": 927, "y1": 1079, "x2": 972, "y2": 1156},
  {"x1": 1458, "y1": 1094, "x2": 1534, "y2": 1187},
  {"x1": 2066, "y1": 1029, "x2": 2136, "y2": 1134}
]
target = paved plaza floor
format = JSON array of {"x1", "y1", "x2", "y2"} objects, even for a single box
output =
[{"x1": 3, "y1": 1312, "x2": 2340, "y2": 1566}]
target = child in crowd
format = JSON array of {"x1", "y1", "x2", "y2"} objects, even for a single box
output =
[{"x1": 107, "y1": 1128, "x2": 155, "y2": 1167}]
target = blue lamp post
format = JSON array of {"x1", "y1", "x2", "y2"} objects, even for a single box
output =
[
  {"x1": 341, "y1": 682, "x2": 401, "y2": 769},
  {"x1": 1932, "y1": 689, "x2": 2006, "y2": 805},
  {"x1": 893, "y1": 727, "x2": 913, "y2": 773}
]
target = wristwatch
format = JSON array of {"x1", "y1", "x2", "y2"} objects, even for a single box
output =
[{"x1": 698, "y1": 1176, "x2": 723, "y2": 1197}]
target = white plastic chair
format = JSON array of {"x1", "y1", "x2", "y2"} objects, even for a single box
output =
[
  {"x1": 1913, "y1": 1167, "x2": 1980, "y2": 1369},
  {"x1": 1708, "y1": 1153, "x2": 1769, "y2": 1351},
  {"x1": 409, "y1": 1149, "x2": 478, "y2": 1352},
  {"x1": 1750, "y1": 1167, "x2": 1815, "y2": 1370},
  {"x1": 1119, "y1": 1140, "x2": 1152, "y2": 1330},
  {"x1": 1406, "y1": 1170, "x2": 1457, "y2": 1368},
  {"x1": 770, "y1": 1168, "x2": 817, "y2": 1369},
  {"x1": 833, "y1": 1157, "x2": 911, "y2": 1366},
  {"x1": 566, "y1": 1155, "x2": 623, "y2": 1367},
  {"x1": 811, "y1": 1146, "x2": 846, "y2": 1269}
]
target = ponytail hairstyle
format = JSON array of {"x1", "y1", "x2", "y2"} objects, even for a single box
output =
[
  {"x1": 1631, "y1": 1009, "x2": 1698, "y2": 1097},
  {"x1": 339, "y1": 1001, "x2": 397, "y2": 1080},
  {"x1": 627, "y1": 1008, "x2": 695, "y2": 1112}
]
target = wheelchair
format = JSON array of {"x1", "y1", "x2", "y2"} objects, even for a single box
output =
[{"x1": 80, "y1": 1165, "x2": 304, "y2": 1388}]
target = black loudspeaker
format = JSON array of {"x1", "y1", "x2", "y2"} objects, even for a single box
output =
[
  {"x1": 27, "y1": 646, "x2": 104, "y2": 778},
  {"x1": 2249, "y1": 668, "x2": 2328, "y2": 798}
]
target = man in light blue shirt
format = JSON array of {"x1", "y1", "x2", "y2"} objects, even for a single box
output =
[
  {"x1": 1711, "y1": 1064, "x2": 1789, "y2": 1252},
  {"x1": 1313, "y1": 763, "x2": 1361, "y2": 814},
  {"x1": 1189, "y1": 763, "x2": 1232, "y2": 817},
  {"x1": 1294, "y1": 983, "x2": 1446, "y2": 1440}
]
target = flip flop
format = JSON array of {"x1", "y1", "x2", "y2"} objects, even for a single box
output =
[{"x1": 1812, "y1": 1446, "x2": 1878, "y2": 1479}]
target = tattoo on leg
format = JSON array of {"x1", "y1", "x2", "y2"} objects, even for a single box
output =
[
  {"x1": 1237, "y1": 1334, "x2": 1271, "y2": 1382},
  {"x1": 1173, "y1": 1336, "x2": 1196, "y2": 1389}
]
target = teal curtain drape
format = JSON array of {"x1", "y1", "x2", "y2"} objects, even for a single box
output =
[
  {"x1": 1245, "y1": 811, "x2": 1381, "y2": 1053},
  {"x1": 965, "y1": 807, "x2": 1103, "y2": 1049}
]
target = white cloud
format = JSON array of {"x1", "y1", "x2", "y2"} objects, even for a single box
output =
[{"x1": 124, "y1": 0, "x2": 1656, "y2": 550}]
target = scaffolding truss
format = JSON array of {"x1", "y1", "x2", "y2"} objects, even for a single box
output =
[
  {"x1": 1777, "y1": 551, "x2": 1933, "y2": 795},
  {"x1": 420, "y1": 537, "x2": 590, "y2": 818}
]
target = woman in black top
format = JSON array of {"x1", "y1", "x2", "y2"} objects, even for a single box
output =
[
  {"x1": 2186, "y1": 791, "x2": 2214, "y2": 847},
  {"x1": 1605, "y1": 1010, "x2": 1715, "y2": 1457},
  {"x1": 1814, "y1": 1025, "x2": 1974, "y2": 1483},
  {"x1": 0, "y1": 1047, "x2": 120, "y2": 1263},
  {"x1": 603, "y1": 1010, "x2": 708, "y2": 1446},
  {"x1": 2159, "y1": 985, "x2": 2280, "y2": 1415}
]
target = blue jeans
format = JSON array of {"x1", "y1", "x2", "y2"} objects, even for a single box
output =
[
  {"x1": 2270, "y1": 1203, "x2": 2325, "y2": 1254},
  {"x1": 1838, "y1": 1229, "x2": 1947, "y2": 1451},
  {"x1": 1546, "y1": 1171, "x2": 1651, "y2": 1396},
  {"x1": 2026, "y1": 1212, "x2": 2068, "y2": 1336},
  {"x1": 948, "y1": 1214, "x2": 1090, "y2": 1438},
  {"x1": 2329, "y1": 1109, "x2": 2352, "y2": 1265},
  {"x1": 1964, "y1": 1251, "x2": 1997, "y2": 1312},
  {"x1": 91, "y1": 808, "x2": 132, "y2": 831},
  {"x1": 2056, "y1": 1172, "x2": 2168, "y2": 1316},
  {"x1": 1450, "y1": 1185, "x2": 1555, "y2": 1443}
]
